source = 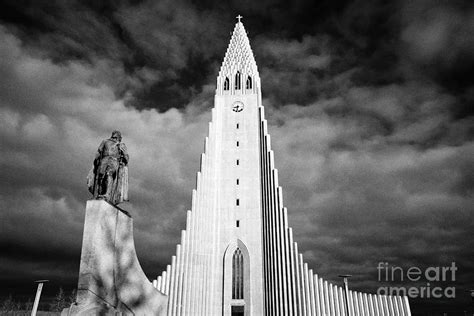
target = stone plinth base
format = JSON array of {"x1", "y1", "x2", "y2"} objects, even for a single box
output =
[{"x1": 62, "y1": 200, "x2": 167, "y2": 315}]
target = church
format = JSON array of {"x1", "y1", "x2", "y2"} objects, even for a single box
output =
[{"x1": 153, "y1": 18, "x2": 412, "y2": 316}]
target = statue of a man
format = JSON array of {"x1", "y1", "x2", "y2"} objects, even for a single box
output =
[{"x1": 88, "y1": 130, "x2": 129, "y2": 205}]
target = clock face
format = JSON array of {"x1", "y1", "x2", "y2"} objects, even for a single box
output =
[{"x1": 232, "y1": 102, "x2": 244, "y2": 112}]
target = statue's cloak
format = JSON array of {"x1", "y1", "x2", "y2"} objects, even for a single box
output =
[
  {"x1": 111, "y1": 164, "x2": 129, "y2": 204},
  {"x1": 87, "y1": 166, "x2": 96, "y2": 195}
]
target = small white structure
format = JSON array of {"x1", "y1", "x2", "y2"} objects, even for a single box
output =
[{"x1": 156, "y1": 19, "x2": 412, "y2": 316}]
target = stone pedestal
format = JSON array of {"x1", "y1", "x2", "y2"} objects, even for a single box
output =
[{"x1": 63, "y1": 200, "x2": 167, "y2": 315}]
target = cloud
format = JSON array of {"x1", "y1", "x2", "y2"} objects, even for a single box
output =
[
  {"x1": 116, "y1": 0, "x2": 223, "y2": 69},
  {"x1": 263, "y1": 80, "x2": 474, "y2": 298},
  {"x1": 254, "y1": 34, "x2": 341, "y2": 106},
  {"x1": 401, "y1": 2, "x2": 474, "y2": 67},
  {"x1": 400, "y1": 0, "x2": 474, "y2": 96},
  {"x1": 0, "y1": 0, "x2": 228, "y2": 112},
  {"x1": 113, "y1": 0, "x2": 229, "y2": 110},
  {"x1": 257, "y1": 35, "x2": 332, "y2": 70}
]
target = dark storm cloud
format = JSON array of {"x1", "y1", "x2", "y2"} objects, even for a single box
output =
[
  {"x1": 400, "y1": 1, "x2": 474, "y2": 85},
  {"x1": 264, "y1": 80, "x2": 474, "y2": 309},
  {"x1": 0, "y1": 0, "x2": 226, "y2": 111},
  {"x1": 0, "y1": 0, "x2": 473, "y2": 312},
  {"x1": 254, "y1": 35, "x2": 336, "y2": 106},
  {"x1": 114, "y1": 0, "x2": 230, "y2": 109}
]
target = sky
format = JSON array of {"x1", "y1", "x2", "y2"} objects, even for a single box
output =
[{"x1": 0, "y1": 0, "x2": 473, "y2": 314}]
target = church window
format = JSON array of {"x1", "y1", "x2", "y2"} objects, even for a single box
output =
[
  {"x1": 232, "y1": 248, "x2": 244, "y2": 299},
  {"x1": 224, "y1": 77, "x2": 230, "y2": 90},
  {"x1": 246, "y1": 76, "x2": 252, "y2": 89},
  {"x1": 235, "y1": 71, "x2": 241, "y2": 90}
]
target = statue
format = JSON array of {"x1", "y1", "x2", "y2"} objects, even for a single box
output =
[{"x1": 87, "y1": 130, "x2": 129, "y2": 205}]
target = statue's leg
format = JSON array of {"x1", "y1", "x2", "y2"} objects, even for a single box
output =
[
  {"x1": 96, "y1": 173, "x2": 105, "y2": 198},
  {"x1": 105, "y1": 165, "x2": 119, "y2": 202},
  {"x1": 105, "y1": 172, "x2": 114, "y2": 201},
  {"x1": 96, "y1": 160, "x2": 108, "y2": 198}
]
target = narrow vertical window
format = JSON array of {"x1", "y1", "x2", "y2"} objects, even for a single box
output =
[
  {"x1": 236, "y1": 159, "x2": 239, "y2": 165},
  {"x1": 236, "y1": 141, "x2": 239, "y2": 147},
  {"x1": 224, "y1": 77, "x2": 230, "y2": 90},
  {"x1": 232, "y1": 248, "x2": 244, "y2": 299},
  {"x1": 235, "y1": 71, "x2": 241, "y2": 90},
  {"x1": 236, "y1": 199, "x2": 239, "y2": 206},
  {"x1": 246, "y1": 76, "x2": 252, "y2": 89},
  {"x1": 236, "y1": 123, "x2": 239, "y2": 129},
  {"x1": 236, "y1": 179, "x2": 239, "y2": 185},
  {"x1": 236, "y1": 220, "x2": 240, "y2": 227}
]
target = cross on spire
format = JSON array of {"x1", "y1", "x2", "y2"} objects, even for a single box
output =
[{"x1": 236, "y1": 15, "x2": 243, "y2": 23}]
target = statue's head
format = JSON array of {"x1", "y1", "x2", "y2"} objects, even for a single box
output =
[{"x1": 111, "y1": 130, "x2": 122, "y2": 142}]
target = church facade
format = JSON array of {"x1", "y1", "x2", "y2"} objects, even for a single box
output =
[{"x1": 153, "y1": 19, "x2": 412, "y2": 316}]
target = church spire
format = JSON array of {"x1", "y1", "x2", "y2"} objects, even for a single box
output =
[{"x1": 217, "y1": 16, "x2": 260, "y2": 95}]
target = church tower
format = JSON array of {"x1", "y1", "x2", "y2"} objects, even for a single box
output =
[{"x1": 154, "y1": 18, "x2": 412, "y2": 316}]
